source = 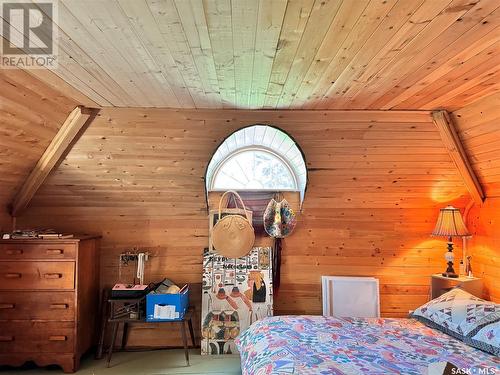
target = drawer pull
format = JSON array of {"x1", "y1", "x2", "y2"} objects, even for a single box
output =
[
  {"x1": 44, "y1": 273, "x2": 63, "y2": 279},
  {"x1": 50, "y1": 303, "x2": 68, "y2": 309},
  {"x1": 6, "y1": 249, "x2": 23, "y2": 255},
  {"x1": 4, "y1": 273, "x2": 21, "y2": 279},
  {"x1": 0, "y1": 336, "x2": 14, "y2": 342},
  {"x1": 46, "y1": 249, "x2": 64, "y2": 255},
  {"x1": 49, "y1": 335, "x2": 67, "y2": 341},
  {"x1": 0, "y1": 303, "x2": 15, "y2": 309}
]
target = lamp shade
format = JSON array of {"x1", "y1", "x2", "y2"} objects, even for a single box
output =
[{"x1": 431, "y1": 206, "x2": 470, "y2": 237}]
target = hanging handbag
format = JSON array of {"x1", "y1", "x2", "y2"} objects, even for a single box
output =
[
  {"x1": 263, "y1": 198, "x2": 297, "y2": 238},
  {"x1": 212, "y1": 191, "x2": 255, "y2": 258}
]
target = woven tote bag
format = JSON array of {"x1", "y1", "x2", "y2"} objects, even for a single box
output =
[{"x1": 212, "y1": 191, "x2": 255, "y2": 258}]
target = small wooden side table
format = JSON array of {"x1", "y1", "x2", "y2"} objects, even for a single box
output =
[
  {"x1": 101, "y1": 296, "x2": 195, "y2": 368},
  {"x1": 430, "y1": 274, "x2": 482, "y2": 299}
]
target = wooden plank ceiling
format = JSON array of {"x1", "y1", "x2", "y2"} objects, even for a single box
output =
[{"x1": 2, "y1": 0, "x2": 498, "y2": 110}]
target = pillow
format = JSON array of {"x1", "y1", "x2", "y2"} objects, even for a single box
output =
[
  {"x1": 411, "y1": 288, "x2": 500, "y2": 342},
  {"x1": 468, "y1": 320, "x2": 500, "y2": 356}
]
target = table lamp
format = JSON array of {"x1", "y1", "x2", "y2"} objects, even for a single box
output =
[{"x1": 431, "y1": 206, "x2": 470, "y2": 278}]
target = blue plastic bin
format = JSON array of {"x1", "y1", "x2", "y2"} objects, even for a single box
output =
[{"x1": 146, "y1": 285, "x2": 189, "y2": 322}]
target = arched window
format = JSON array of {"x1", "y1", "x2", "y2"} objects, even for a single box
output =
[{"x1": 206, "y1": 125, "x2": 307, "y2": 202}]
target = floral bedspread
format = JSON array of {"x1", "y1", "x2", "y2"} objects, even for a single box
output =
[{"x1": 235, "y1": 316, "x2": 500, "y2": 375}]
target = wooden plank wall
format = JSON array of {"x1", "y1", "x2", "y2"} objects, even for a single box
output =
[
  {"x1": 0, "y1": 69, "x2": 78, "y2": 231},
  {"x1": 452, "y1": 93, "x2": 500, "y2": 302},
  {"x1": 18, "y1": 108, "x2": 471, "y2": 347},
  {"x1": 0, "y1": 212, "x2": 10, "y2": 234}
]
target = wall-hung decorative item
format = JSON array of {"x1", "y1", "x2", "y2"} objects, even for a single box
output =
[
  {"x1": 211, "y1": 191, "x2": 255, "y2": 258},
  {"x1": 201, "y1": 247, "x2": 273, "y2": 355},
  {"x1": 209, "y1": 208, "x2": 253, "y2": 253},
  {"x1": 431, "y1": 206, "x2": 470, "y2": 278},
  {"x1": 263, "y1": 198, "x2": 297, "y2": 238}
]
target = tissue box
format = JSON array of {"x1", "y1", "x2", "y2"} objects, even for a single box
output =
[{"x1": 146, "y1": 284, "x2": 189, "y2": 322}]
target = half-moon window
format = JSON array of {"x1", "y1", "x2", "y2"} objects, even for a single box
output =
[{"x1": 206, "y1": 125, "x2": 307, "y2": 202}]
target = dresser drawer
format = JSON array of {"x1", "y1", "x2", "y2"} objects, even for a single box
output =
[
  {"x1": 0, "y1": 262, "x2": 75, "y2": 290},
  {"x1": 0, "y1": 321, "x2": 74, "y2": 353},
  {"x1": 0, "y1": 243, "x2": 76, "y2": 260},
  {"x1": 0, "y1": 291, "x2": 75, "y2": 320}
]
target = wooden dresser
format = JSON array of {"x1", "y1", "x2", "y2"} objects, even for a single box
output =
[{"x1": 0, "y1": 236, "x2": 100, "y2": 373}]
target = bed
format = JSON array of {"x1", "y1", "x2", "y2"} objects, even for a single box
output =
[{"x1": 236, "y1": 315, "x2": 500, "y2": 375}]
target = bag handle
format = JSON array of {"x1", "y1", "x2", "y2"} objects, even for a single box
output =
[{"x1": 218, "y1": 190, "x2": 251, "y2": 222}]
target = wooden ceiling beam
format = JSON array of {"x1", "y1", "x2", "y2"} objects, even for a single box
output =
[
  {"x1": 432, "y1": 110, "x2": 485, "y2": 205},
  {"x1": 10, "y1": 106, "x2": 99, "y2": 217}
]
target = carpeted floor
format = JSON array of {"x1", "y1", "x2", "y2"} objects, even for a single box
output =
[{"x1": 0, "y1": 349, "x2": 242, "y2": 375}]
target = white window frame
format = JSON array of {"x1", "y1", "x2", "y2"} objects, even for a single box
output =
[{"x1": 209, "y1": 146, "x2": 299, "y2": 192}]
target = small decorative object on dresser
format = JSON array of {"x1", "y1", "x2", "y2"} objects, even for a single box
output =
[
  {"x1": 0, "y1": 236, "x2": 100, "y2": 373},
  {"x1": 465, "y1": 255, "x2": 473, "y2": 277},
  {"x1": 431, "y1": 206, "x2": 470, "y2": 278},
  {"x1": 430, "y1": 274, "x2": 482, "y2": 299}
]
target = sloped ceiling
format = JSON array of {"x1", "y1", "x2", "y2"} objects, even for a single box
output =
[
  {"x1": 0, "y1": 69, "x2": 79, "y2": 229},
  {"x1": 452, "y1": 92, "x2": 500, "y2": 197},
  {"x1": 1, "y1": 0, "x2": 498, "y2": 229},
  {"x1": 451, "y1": 92, "x2": 500, "y2": 302},
  {"x1": 1, "y1": 0, "x2": 498, "y2": 109}
]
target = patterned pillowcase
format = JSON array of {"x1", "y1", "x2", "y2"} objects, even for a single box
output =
[
  {"x1": 411, "y1": 288, "x2": 500, "y2": 343},
  {"x1": 468, "y1": 320, "x2": 500, "y2": 356}
]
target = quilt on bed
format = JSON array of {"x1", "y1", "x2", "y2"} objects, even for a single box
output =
[{"x1": 236, "y1": 315, "x2": 499, "y2": 375}]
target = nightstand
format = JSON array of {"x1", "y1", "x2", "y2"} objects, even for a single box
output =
[{"x1": 430, "y1": 274, "x2": 482, "y2": 300}]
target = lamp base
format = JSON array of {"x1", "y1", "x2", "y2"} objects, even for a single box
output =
[{"x1": 443, "y1": 240, "x2": 458, "y2": 278}]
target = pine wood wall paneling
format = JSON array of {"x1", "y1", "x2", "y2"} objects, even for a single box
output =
[
  {"x1": 0, "y1": 39, "x2": 99, "y2": 108},
  {"x1": 11, "y1": 107, "x2": 99, "y2": 217},
  {"x1": 452, "y1": 93, "x2": 500, "y2": 302},
  {"x1": 432, "y1": 111, "x2": 485, "y2": 205},
  {"x1": 3, "y1": 0, "x2": 497, "y2": 109},
  {"x1": 0, "y1": 212, "x2": 11, "y2": 234},
  {"x1": 263, "y1": 0, "x2": 315, "y2": 108},
  {"x1": 290, "y1": 0, "x2": 372, "y2": 109},
  {"x1": 0, "y1": 15, "x2": 118, "y2": 107},
  {"x1": 305, "y1": 0, "x2": 450, "y2": 110},
  {"x1": 452, "y1": 93, "x2": 500, "y2": 197},
  {"x1": 17, "y1": 108, "x2": 472, "y2": 347},
  {"x1": 352, "y1": 0, "x2": 500, "y2": 110},
  {"x1": 250, "y1": 0, "x2": 288, "y2": 109},
  {"x1": 0, "y1": 69, "x2": 79, "y2": 229},
  {"x1": 467, "y1": 199, "x2": 500, "y2": 302},
  {"x1": 274, "y1": 0, "x2": 344, "y2": 108},
  {"x1": 138, "y1": 0, "x2": 219, "y2": 108},
  {"x1": 309, "y1": 0, "x2": 426, "y2": 109}
]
